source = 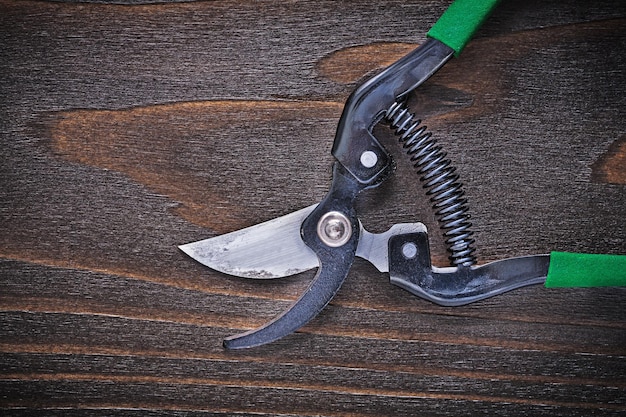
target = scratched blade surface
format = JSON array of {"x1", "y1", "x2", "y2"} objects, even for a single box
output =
[{"x1": 179, "y1": 205, "x2": 319, "y2": 279}]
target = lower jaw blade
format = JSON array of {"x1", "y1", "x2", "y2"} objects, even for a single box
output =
[{"x1": 223, "y1": 255, "x2": 352, "y2": 349}]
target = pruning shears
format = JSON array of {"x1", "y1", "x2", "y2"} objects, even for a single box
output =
[{"x1": 180, "y1": 0, "x2": 626, "y2": 349}]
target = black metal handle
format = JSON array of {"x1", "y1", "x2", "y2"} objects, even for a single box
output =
[
  {"x1": 331, "y1": 38, "x2": 454, "y2": 185},
  {"x1": 388, "y1": 232, "x2": 550, "y2": 306}
]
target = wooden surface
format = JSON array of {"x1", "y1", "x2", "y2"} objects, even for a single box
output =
[{"x1": 1, "y1": 0, "x2": 625, "y2": 415}]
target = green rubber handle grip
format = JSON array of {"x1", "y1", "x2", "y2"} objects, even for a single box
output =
[
  {"x1": 427, "y1": 0, "x2": 501, "y2": 56},
  {"x1": 545, "y1": 252, "x2": 626, "y2": 288}
]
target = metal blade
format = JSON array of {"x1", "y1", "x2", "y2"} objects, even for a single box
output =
[
  {"x1": 356, "y1": 223, "x2": 427, "y2": 272},
  {"x1": 179, "y1": 205, "x2": 319, "y2": 279}
]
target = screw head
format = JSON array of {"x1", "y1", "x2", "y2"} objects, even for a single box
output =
[{"x1": 317, "y1": 211, "x2": 352, "y2": 247}]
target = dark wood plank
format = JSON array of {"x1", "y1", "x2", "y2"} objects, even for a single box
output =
[{"x1": 1, "y1": 0, "x2": 625, "y2": 415}]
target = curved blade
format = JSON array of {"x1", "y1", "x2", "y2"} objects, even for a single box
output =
[
  {"x1": 178, "y1": 205, "x2": 319, "y2": 279},
  {"x1": 223, "y1": 204, "x2": 360, "y2": 349}
]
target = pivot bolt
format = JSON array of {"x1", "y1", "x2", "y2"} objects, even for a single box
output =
[{"x1": 317, "y1": 211, "x2": 352, "y2": 247}]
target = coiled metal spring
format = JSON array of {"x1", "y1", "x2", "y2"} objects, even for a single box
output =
[{"x1": 385, "y1": 101, "x2": 477, "y2": 267}]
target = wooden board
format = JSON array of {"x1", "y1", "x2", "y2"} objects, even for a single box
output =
[{"x1": 1, "y1": 0, "x2": 625, "y2": 415}]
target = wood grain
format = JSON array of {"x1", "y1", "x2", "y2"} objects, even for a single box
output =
[
  {"x1": 1, "y1": 0, "x2": 625, "y2": 415},
  {"x1": 49, "y1": 100, "x2": 343, "y2": 233},
  {"x1": 592, "y1": 135, "x2": 626, "y2": 185}
]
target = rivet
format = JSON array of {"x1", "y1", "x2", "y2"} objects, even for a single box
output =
[
  {"x1": 360, "y1": 150, "x2": 378, "y2": 168},
  {"x1": 402, "y1": 242, "x2": 418, "y2": 259}
]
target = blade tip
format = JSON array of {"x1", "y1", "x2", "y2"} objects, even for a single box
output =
[{"x1": 178, "y1": 243, "x2": 195, "y2": 257}]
